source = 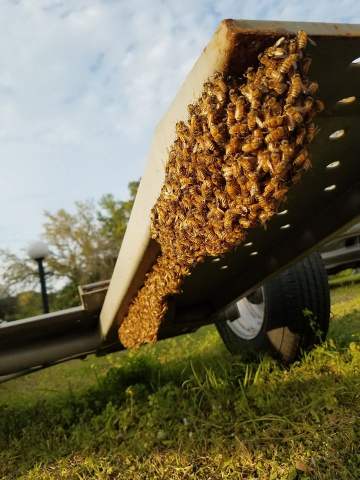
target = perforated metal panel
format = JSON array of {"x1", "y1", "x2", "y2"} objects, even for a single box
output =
[{"x1": 100, "y1": 20, "x2": 360, "y2": 339}]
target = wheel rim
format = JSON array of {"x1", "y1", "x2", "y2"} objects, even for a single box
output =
[{"x1": 226, "y1": 287, "x2": 265, "y2": 340}]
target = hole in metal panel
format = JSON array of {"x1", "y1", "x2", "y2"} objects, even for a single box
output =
[
  {"x1": 250, "y1": 251, "x2": 258, "y2": 256},
  {"x1": 280, "y1": 224, "x2": 291, "y2": 229},
  {"x1": 351, "y1": 57, "x2": 360, "y2": 65},
  {"x1": 329, "y1": 129, "x2": 345, "y2": 140},
  {"x1": 324, "y1": 185, "x2": 336, "y2": 191},
  {"x1": 212, "y1": 257, "x2": 220, "y2": 262},
  {"x1": 326, "y1": 161, "x2": 340, "y2": 169},
  {"x1": 337, "y1": 96, "x2": 356, "y2": 104},
  {"x1": 277, "y1": 209, "x2": 288, "y2": 215},
  {"x1": 244, "y1": 242, "x2": 253, "y2": 247},
  {"x1": 220, "y1": 265, "x2": 228, "y2": 270}
]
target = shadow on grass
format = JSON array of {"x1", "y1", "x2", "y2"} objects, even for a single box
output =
[{"x1": 1, "y1": 331, "x2": 359, "y2": 479}]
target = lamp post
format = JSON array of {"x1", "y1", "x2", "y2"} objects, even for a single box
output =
[{"x1": 27, "y1": 241, "x2": 50, "y2": 314}]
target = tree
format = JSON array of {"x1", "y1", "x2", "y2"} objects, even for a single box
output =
[{"x1": 0, "y1": 181, "x2": 140, "y2": 313}]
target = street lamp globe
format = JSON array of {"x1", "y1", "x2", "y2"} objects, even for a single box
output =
[{"x1": 27, "y1": 241, "x2": 49, "y2": 261}]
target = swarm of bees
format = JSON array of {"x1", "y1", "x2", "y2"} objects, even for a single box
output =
[{"x1": 119, "y1": 29, "x2": 323, "y2": 349}]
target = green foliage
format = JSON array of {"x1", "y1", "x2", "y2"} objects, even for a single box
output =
[
  {"x1": 0, "y1": 283, "x2": 359, "y2": 479},
  {"x1": 0, "y1": 181, "x2": 140, "y2": 315}
]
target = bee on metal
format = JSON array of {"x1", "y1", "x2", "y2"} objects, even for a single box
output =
[
  {"x1": 302, "y1": 54, "x2": 312, "y2": 74},
  {"x1": 306, "y1": 123, "x2": 316, "y2": 143},
  {"x1": 302, "y1": 158, "x2": 312, "y2": 171},
  {"x1": 307, "y1": 81, "x2": 319, "y2": 95},
  {"x1": 293, "y1": 150, "x2": 308, "y2": 168},
  {"x1": 265, "y1": 127, "x2": 285, "y2": 144},
  {"x1": 286, "y1": 74, "x2": 302, "y2": 102},
  {"x1": 279, "y1": 53, "x2": 298, "y2": 74},
  {"x1": 297, "y1": 29, "x2": 308, "y2": 50}
]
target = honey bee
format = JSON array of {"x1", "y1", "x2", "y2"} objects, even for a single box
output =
[
  {"x1": 215, "y1": 190, "x2": 229, "y2": 208},
  {"x1": 210, "y1": 123, "x2": 227, "y2": 146},
  {"x1": 297, "y1": 29, "x2": 307, "y2": 50},
  {"x1": 247, "y1": 109, "x2": 257, "y2": 131},
  {"x1": 279, "y1": 54, "x2": 298, "y2": 74},
  {"x1": 289, "y1": 38, "x2": 297, "y2": 54},
  {"x1": 268, "y1": 80, "x2": 288, "y2": 95},
  {"x1": 287, "y1": 74, "x2": 302, "y2": 102},
  {"x1": 306, "y1": 123, "x2": 316, "y2": 143},
  {"x1": 239, "y1": 218, "x2": 253, "y2": 228},
  {"x1": 302, "y1": 54, "x2": 312, "y2": 74},
  {"x1": 265, "y1": 127, "x2": 285, "y2": 144},
  {"x1": 226, "y1": 181, "x2": 240, "y2": 196},
  {"x1": 273, "y1": 188, "x2": 288, "y2": 200},
  {"x1": 302, "y1": 158, "x2": 312, "y2": 171},
  {"x1": 201, "y1": 179, "x2": 213, "y2": 197},
  {"x1": 284, "y1": 105, "x2": 303, "y2": 130},
  {"x1": 203, "y1": 133, "x2": 216, "y2": 152},
  {"x1": 235, "y1": 96, "x2": 246, "y2": 122},
  {"x1": 226, "y1": 137, "x2": 241, "y2": 156},
  {"x1": 296, "y1": 126, "x2": 306, "y2": 145},
  {"x1": 263, "y1": 115, "x2": 284, "y2": 129},
  {"x1": 265, "y1": 67, "x2": 285, "y2": 83},
  {"x1": 227, "y1": 103, "x2": 236, "y2": 127},
  {"x1": 229, "y1": 123, "x2": 248, "y2": 136},
  {"x1": 213, "y1": 72, "x2": 227, "y2": 92},
  {"x1": 224, "y1": 210, "x2": 235, "y2": 229},
  {"x1": 229, "y1": 89, "x2": 238, "y2": 103},
  {"x1": 280, "y1": 140, "x2": 292, "y2": 163},
  {"x1": 293, "y1": 150, "x2": 308, "y2": 168},
  {"x1": 259, "y1": 53, "x2": 275, "y2": 68},
  {"x1": 307, "y1": 81, "x2": 318, "y2": 95},
  {"x1": 315, "y1": 99, "x2": 324, "y2": 112}
]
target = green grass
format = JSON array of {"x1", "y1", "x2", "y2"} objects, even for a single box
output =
[
  {"x1": 328, "y1": 273, "x2": 360, "y2": 288},
  {"x1": 0, "y1": 284, "x2": 360, "y2": 480}
]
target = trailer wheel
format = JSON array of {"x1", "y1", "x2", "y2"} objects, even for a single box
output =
[{"x1": 216, "y1": 252, "x2": 330, "y2": 363}]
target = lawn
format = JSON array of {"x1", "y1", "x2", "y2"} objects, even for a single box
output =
[{"x1": 0, "y1": 283, "x2": 359, "y2": 479}]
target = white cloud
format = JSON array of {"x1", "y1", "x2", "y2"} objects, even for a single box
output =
[{"x1": 0, "y1": 0, "x2": 359, "y2": 254}]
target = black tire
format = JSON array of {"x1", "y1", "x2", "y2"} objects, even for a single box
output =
[{"x1": 216, "y1": 252, "x2": 330, "y2": 363}]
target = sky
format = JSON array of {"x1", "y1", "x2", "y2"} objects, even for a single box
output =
[{"x1": 1, "y1": 0, "x2": 360, "y2": 255}]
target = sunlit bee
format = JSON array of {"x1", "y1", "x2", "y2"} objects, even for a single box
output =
[
  {"x1": 210, "y1": 123, "x2": 227, "y2": 146},
  {"x1": 239, "y1": 218, "x2": 253, "y2": 228},
  {"x1": 297, "y1": 29, "x2": 307, "y2": 50},
  {"x1": 265, "y1": 67, "x2": 285, "y2": 83},
  {"x1": 263, "y1": 182, "x2": 276, "y2": 197},
  {"x1": 203, "y1": 133, "x2": 216, "y2": 152},
  {"x1": 226, "y1": 181, "x2": 240, "y2": 196},
  {"x1": 222, "y1": 165, "x2": 234, "y2": 182},
  {"x1": 280, "y1": 140, "x2": 292, "y2": 163},
  {"x1": 228, "y1": 88, "x2": 238, "y2": 104},
  {"x1": 296, "y1": 127, "x2": 306, "y2": 145}
]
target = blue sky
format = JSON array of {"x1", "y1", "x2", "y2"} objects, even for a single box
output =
[{"x1": 1, "y1": 0, "x2": 360, "y2": 254}]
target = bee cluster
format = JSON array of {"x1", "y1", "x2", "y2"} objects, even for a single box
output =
[{"x1": 119, "y1": 30, "x2": 323, "y2": 349}]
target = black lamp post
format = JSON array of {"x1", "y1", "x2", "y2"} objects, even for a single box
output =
[{"x1": 27, "y1": 241, "x2": 50, "y2": 314}]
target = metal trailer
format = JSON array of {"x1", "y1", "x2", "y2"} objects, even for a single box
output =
[{"x1": 1, "y1": 19, "x2": 360, "y2": 381}]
